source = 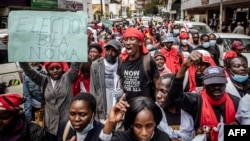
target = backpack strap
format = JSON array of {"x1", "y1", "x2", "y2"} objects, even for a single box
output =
[
  {"x1": 143, "y1": 53, "x2": 151, "y2": 81},
  {"x1": 143, "y1": 53, "x2": 156, "y2": 101},
  {"x1": 63, "y1": 121, "x2": 71, "y2": 141}
]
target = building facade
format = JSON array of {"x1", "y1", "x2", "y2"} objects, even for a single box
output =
[{"x1": 181, "y1": 0, "x2": 250, "y2": 28}]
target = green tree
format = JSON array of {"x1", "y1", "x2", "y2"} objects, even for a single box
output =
[
  {"x1": 126, "y1": 7, "x2": 131, "y2": 18},
  {"x1": 143, "y1": 0, "x2": 159, "y2": 15}
]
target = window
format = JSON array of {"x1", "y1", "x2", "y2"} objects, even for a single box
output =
[{"x1": 222, "y1": 38, "x2": 250, "y2": 53}]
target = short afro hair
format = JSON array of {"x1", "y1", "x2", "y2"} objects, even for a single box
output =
[{"x1": 72, "y1": 92, "x2": 97, "y2": 112}]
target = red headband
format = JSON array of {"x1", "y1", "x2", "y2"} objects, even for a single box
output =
[
  {"x1": 121, "y1": 28, "x2": 149, "y2": 62},
  {"x1": 123, "y1": 28, "x2": 144, "y2": 42},
  {"x1": 0, "y1": 93, "x2": 23, "y2": 111}
]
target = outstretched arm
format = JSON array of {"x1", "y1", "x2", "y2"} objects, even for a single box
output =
[
  {"x1": 99, "y1": 94, "x2": 130, "y2": 141},
  {"x1": 103, "y1": 94, "x2": 130, "y2": 134},
  {"x1": 66, "y1": 62, "x2": 81, "y2": 83},
  {"x1": 168, "y1": 50, "x2": 203, "y2": 101},
  {"x1": 19, "y1": 62, "x2": 46, "y2": 87}
]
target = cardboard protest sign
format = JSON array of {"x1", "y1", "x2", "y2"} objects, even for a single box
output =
[
  {"x1": 8, "y1": 10, "x2": 88, "y2": 62},
  {"x1": 101, "y1": 19, "x2": 112, "y2": 29}
]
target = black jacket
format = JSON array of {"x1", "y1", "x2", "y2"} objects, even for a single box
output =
[
  {"x1": 26, "y1": 120, "x2": 46, "y2": 141},
  {"x1": 0, "y1": 118, "x2": 46, "y2": 141},
  {"x1": 168, "y1": 76, "x2": 240, "y2": 131},
  {"x1": 57, "y1": 120, "x2": 103, "y2": 141}
]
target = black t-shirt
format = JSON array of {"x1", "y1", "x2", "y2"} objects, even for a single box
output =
[
  {"x1": 118, "y1": 54, "x2": 160, "y2": 101},
  {"x1": 164, "y1": 109, "x2": 181, "y2": 130}
]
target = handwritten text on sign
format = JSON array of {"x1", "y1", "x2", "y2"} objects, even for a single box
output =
[{"x1": 8, "y1": 10, "x2": 88, "y2": 62}]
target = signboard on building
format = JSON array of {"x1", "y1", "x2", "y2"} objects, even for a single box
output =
[{"x1": 31, "y1": 0, "x2": 58, "y2": 8}]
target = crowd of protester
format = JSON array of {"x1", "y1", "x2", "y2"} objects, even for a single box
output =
[{"x1": 0, "y1": 18, "x2": 250, "y2": 141}]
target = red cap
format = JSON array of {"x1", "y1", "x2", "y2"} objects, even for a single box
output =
[
  {"x1": 224, "y1": 51, "x2": 237, "y2": 60},
  {"x1": 231, "y1": 41, "x2": 245, "y2": 50}
]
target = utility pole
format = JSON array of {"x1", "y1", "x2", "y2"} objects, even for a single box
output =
[
  {"x1": 100, "y1": 0, "x2": 103, "y2": 17},
  {"x1": 219, "y1": 0, "x2": 223, "y2": 32}
]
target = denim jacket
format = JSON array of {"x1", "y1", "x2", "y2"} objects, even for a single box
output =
[{"x1": 23, "y1": 65, "x2": 47, "y2": 120}]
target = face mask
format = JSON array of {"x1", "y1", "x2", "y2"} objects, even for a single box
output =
[
  {"x1": 209, "y1": 40, "x2": 216, "y2": 46},
  {"x1": 105, "y1": 55, "x2": 117, "y2": 64},
  {"x1": 146, "y1": 44, "x2": 154, "y2": 50},
  {"x1": 79, "y1": 115, "x2": 94, "y2": 134},
  {"x1": 202, "y1": 42, "x2": 210, "y2": 48},
  {"x1": 231, "y1": 72, "x2": 249, "y2": 83},
  {"x1": 181, "y1": 39, "x2": 188, "y2": 45},
  {"x1": 173, "y1": 29, "x2": 179, "y2": 34}
]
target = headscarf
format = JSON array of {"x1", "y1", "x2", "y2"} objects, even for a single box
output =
[
  {"x1": 121, "y1": 28, "x2": 149, "y2": 62},
  {"x1": 0, "y1": 93, "x2": 23, "y2": 111},
  {"x1": 44, "y1": 62, "x2": 69, "y2": 72}
]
